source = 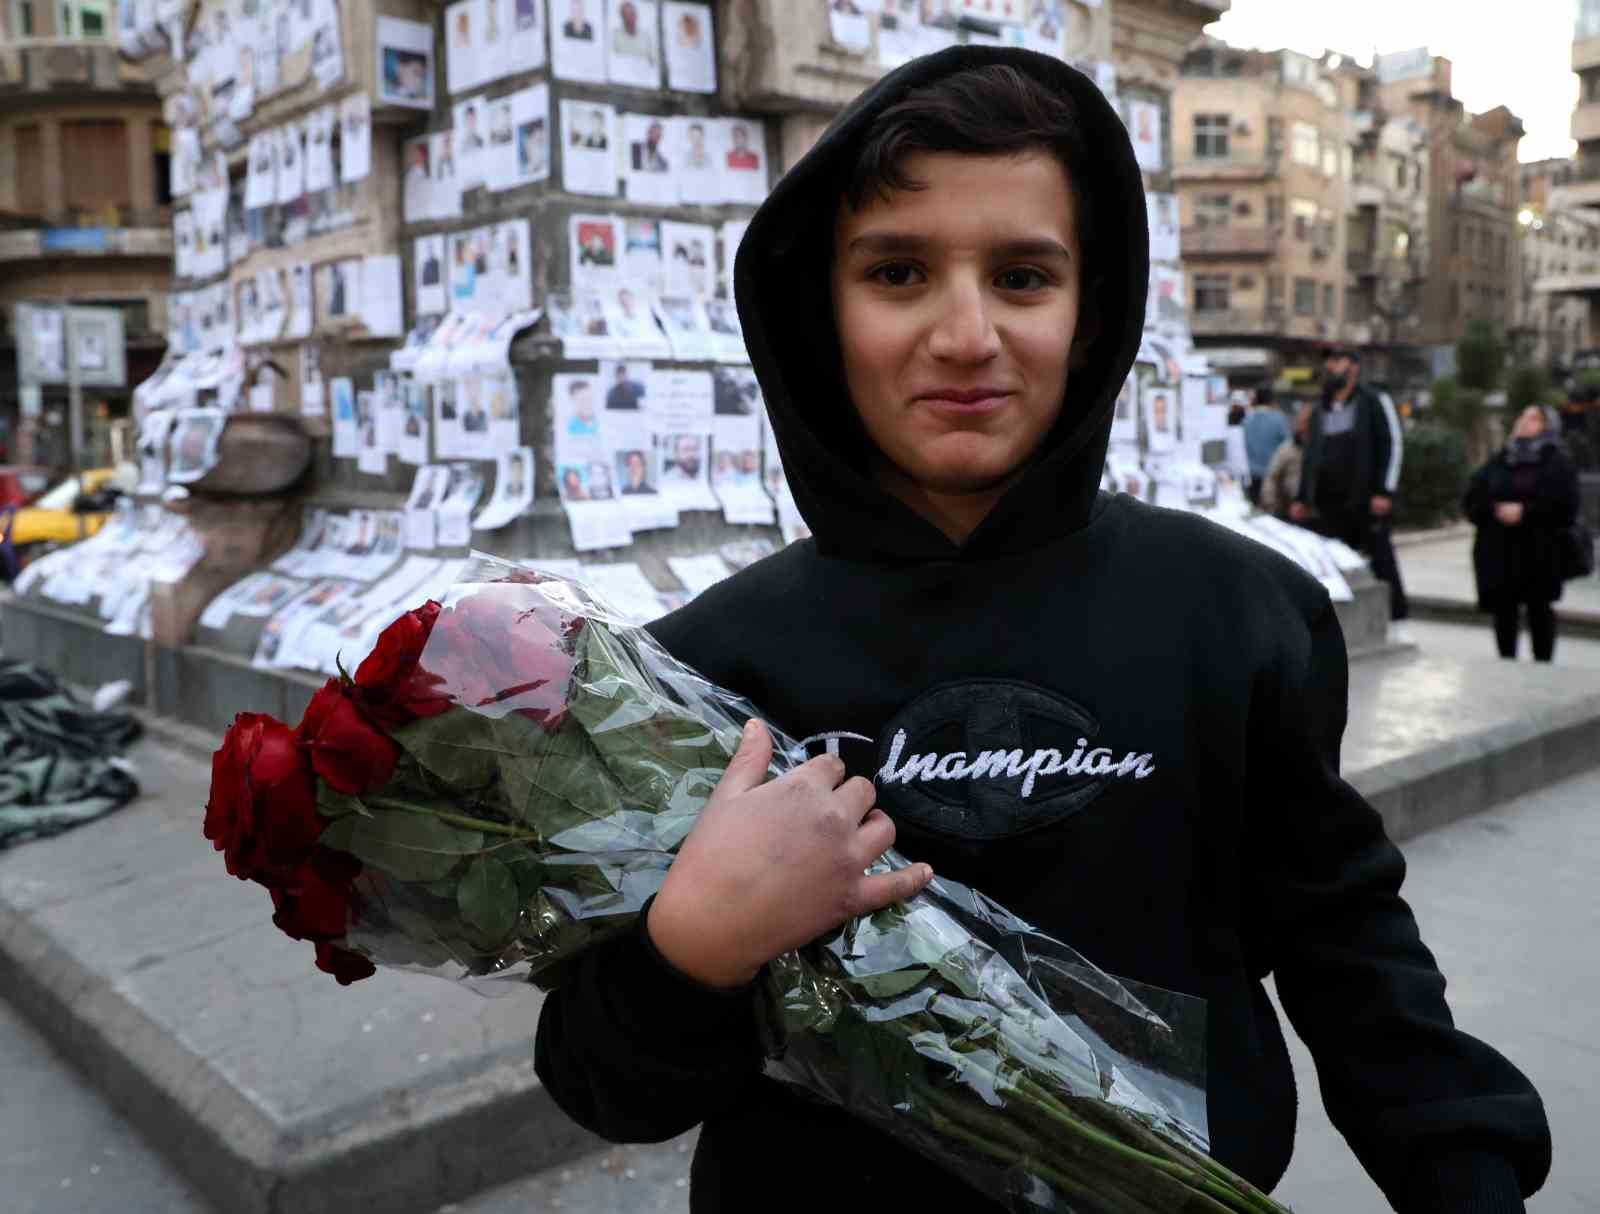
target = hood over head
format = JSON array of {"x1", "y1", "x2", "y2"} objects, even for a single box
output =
[{"x1": 735, "y1": 46, "x2": 1149, "y2": 564}]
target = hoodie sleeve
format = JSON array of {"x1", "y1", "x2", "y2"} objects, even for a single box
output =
[
  {"x1": 1246, "y1": 596, "x2": 1551, "y2": 1212},
  {"x1": 533, "y1": 897, "x2": 765, "y2": 1143},
  {"x1": 1374, "y1": 392, "x2": 1403, "y2": 496}
]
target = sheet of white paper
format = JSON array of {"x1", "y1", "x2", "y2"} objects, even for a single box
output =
[
  {"x1": 623, "y1": 113, "x2": 677, "y2": 204},
  {"x1": 340, "y1": 92, "x2": 371, "y2": 181},
  {"x1": 662, "y1": 2, "x2": 715, "y2": 91},
  {"x1": 667, "y1": 553, "x2": 732, "y2": 597},
  {"x1": 605, "y1": 0, "x2": 659, "y2": 87},
  {"x1": 552, "y1": 0, "x2": 606, "y2": 81},
  {"x1": 361, "y1": 255, "x2": 404, "y2": 337},
  {"x1": 561, "y1": 100, "x2": 619, "y2": 195},
  {"x1": 580, "y1": 561, "x2": 665, "y2": 623},
  {"x1": 377, "y1": 15, "x2": 435, "y2": 109},
  {"x1": 331, "y1": 377, "x2": 359, "y2": 457}
]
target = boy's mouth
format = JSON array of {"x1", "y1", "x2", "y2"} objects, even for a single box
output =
[{"x1": 915, "y1": 387, "x2": 1015, "y2": 413}]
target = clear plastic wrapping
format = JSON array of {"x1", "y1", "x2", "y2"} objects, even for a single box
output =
[{"x1": 213, "y1": 554, "x2": 1290, "y2": 1213}]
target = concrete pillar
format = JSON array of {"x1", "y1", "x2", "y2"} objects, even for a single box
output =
[
  {"x1": 39, "y1": 117, "x2": 64, "y2": 223},
  {"x1": 127, "y1": 117, "x2": 154, "y2": 222}
]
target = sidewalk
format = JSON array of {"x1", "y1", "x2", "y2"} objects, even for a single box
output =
[
  {"x1": 4, "y1": 641, "x2": 1600, "y2": 1214},
  {"x1": 1395, "y1": 528, "x2": 1600, "y2": 633}
]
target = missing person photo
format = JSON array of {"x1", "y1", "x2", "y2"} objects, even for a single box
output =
[
  {"x1": 517, "y1": 116, "x2": 548, "y2": 178},
  {"x1": 659, "y1": 432, "x2": 704, "y2": 484},
  {"x1": 384, "y1": 48, "x2": 430, "y2": 101},
  {"x1": 564, "y1": 378, "x2": 600, "y2": 436},
  {"x1": 631, "y1": 118, "x2": 670, "y2": 172},
  {"x1": 616, "y1": 447, "x2": 656, "y2": 495}
]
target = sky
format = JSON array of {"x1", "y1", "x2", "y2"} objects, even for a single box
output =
[{"x1": 1205, "y1": 0, "x2": 1580, "y2": 162}]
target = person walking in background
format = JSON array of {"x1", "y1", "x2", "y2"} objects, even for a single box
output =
[
  {"x1": 1291, "y1": 345, "x2": 1411, "y2": 637},
  {"x1": 1464, "y1": 404, "x2": 1581, "y2": 662},
  {"x1": 1242, "y1": 386, "x2": 1289, "y2": 506},
  {"x1": 1260, "y1": 401, "x2": 1311, "y2": 519}
]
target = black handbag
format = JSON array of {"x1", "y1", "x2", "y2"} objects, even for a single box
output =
[{"x1": 1563, "y1": 520, "x2": 1596, "y2": 581}]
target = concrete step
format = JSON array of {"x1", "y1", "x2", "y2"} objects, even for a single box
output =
[{"x1": 3, "y1": 647, "x2": 1600, "y2": 1214}]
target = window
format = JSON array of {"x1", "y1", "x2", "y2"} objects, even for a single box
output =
[
  {"x1": 1194, "y1": 274, "x2": 1231, "y2": 312},
  {"x1": 1267, "y1": 195, "x2": 1285, "y2": 228},
  {"x1": 153, "y1": 122, "x2": 172, "y2": 207},
  {"x1": 1291, "y1": 198, "x2": 1318, "y2": 241},
  {"x1": 1194, "y1": 114, "x2": 1230, "y2": 159},
  {"x1": 61, "y1": 119, "x2": 130, "y2": 216},
  {"x1": 1321, "y1": 142, "x2": 1339, "y2": 178},
  {"x1": 54, "y1": 0, "x2": 108, "y2": 37},
  {"x1": 16, "y1": 0, "x2": 33, "y2": 34},
  {"x1": 1292, "y1": 122, "x2": 1320, "y2": 167},
  {"x1": 1196, "y1": 194, "x2": 1232, "y2": 227},
  {"x1": 1323, "y1": 283, "x2": 1336, "y2": 318},
  {"x1": 1267, "y1": 117, "x2": 1285, "y2": 158},
  {"x1": 1294, "y1": 277, "x2": 1317, "y2": 315}
]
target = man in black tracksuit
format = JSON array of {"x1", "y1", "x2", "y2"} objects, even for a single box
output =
[
  {"x1": 1292, "y1": 345, "x2": 1411, "y2": 622},
  {"x1": 535, "y1": 48, "x2": 1549, "y2": 1212}
]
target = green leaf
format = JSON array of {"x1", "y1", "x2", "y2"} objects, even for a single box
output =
[
  {"x1": 495, "y1": 712, "x2": 627, "y2": 840},
  {"x1": 320, "y1": 810, "x2": 483, "y2": 882},
  {"x1": 457, "y1": 854, "x2": 519, "y2": 944},
  {"x1": 317, "y1": 786, "x2": 373, "y2": 819},
  {"x1": 391, "y1": 707, "x2": 504, "y2": 792}
]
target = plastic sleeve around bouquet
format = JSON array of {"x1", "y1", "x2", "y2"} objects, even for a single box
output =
[{"x1": 310, "y1": 555, "x2": 1289, "y2": 1214}]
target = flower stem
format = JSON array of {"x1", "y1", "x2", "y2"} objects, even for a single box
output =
[{"x1": 362, "y1": 794, "x2": 537, "y2": 840}]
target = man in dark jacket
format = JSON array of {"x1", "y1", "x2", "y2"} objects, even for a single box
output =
[
  {"x1": 1292, "y1": 345, "x2": 1410, "y2": 628},
  {"x1": 534, "y1": 49, "x2": 1549, "y2": 1213}
]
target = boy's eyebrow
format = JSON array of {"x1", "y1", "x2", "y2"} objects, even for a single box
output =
[{"x1": 846, "y1": 232, "x2": 1073, "y2": 261}]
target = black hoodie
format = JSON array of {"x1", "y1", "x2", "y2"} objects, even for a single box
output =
[{"x1": 534, "y1": 47, "x2": 1550, "y2": 1213}]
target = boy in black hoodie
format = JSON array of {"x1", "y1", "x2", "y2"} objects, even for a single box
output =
[{"x1": 535, "y1": 48, "x2": 1550, "y2": 1213}]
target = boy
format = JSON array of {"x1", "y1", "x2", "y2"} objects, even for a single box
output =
[{"x1": 535, "y1": 48, "x2": 1549, "y2": 1212}]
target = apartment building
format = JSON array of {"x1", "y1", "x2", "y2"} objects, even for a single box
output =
[
  {"x1": 1173, "y1": 41, "x2": 1355, "y2": 387},
  {"x1": 1516, "y1": 158, "x2": 1600, "y2": 370},
  {"x1": 0, "y1": 4, "x2": 172, "y2": 464}
]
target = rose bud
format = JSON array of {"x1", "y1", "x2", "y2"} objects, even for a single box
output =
[
  {"x1": 298, "y1": 680, "x2": 401, "y2": 795},
  {"x1": 204, "y1": 713, "x2": 322, "y2": 884}
]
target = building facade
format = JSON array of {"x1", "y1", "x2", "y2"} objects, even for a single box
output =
[
  {"x1": 1173, "y1": 41, "x2": 1355, "y2": 389},
  {"x1": 0, "y1": 8, "x2": 172, "y2": 466},
  {"x1": 1516, "y1": 158, "x2": 1599, "y2": 372}
]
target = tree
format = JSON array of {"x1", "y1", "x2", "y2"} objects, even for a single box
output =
[{"x1": 1455, "y1": 319, "x2": 1506, "y2": 391}]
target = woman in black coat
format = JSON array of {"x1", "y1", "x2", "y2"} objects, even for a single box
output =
[{"x1": 1463, "y1": 404, "x2": 1581, "y2": 661}]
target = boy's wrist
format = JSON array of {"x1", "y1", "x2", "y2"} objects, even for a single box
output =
[{"x1": 646, "y1": 887, "x2": 762, "y2": 990}]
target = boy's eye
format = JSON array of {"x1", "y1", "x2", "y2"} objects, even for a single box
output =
[
  {"x1": 868, "y1": 262, "x2": 923, "y2": 288},
  {"x1": 995, "y1": 267, "x2": 1050, "y2": 292}
]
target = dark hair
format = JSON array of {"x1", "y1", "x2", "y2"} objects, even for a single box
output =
[
  {"x1": 1252, "y1": 385, "x2": 1275, "y2": 407},
  {"x1": 842, "y1": 65, "x2": 1096, "y2": 272}
]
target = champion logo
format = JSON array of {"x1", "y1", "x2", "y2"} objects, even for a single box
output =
[{"x1": 877, "y1": 729, "x2": 1155, "y2": 800}]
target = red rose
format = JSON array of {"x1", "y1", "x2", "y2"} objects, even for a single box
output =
[
  {"x1": 424, "y1": 588, "x2": 575, "y2": 728},
  {"x1": 269, "y1": 848, "x2": 363, "y2": 941},
  {"x1": 315, "y1": 941, "x2": 377, "y2": 985},
  {"x1": 298, "y1": 680, "x2": 400, "y2": 795},
  {"x1": 204, "y1": 713, "x2": 322, "y2": 883},
  {"x1": 353, "y1": 601, "x2": 451, "y2": 727}
]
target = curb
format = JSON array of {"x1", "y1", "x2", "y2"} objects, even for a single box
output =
[
  {"x1": 1392, "y1": 523, "x2": 1473, "y2": 548},
  {"x1": 1408, "y1": 594, "x2": 1600, "y2": 640}
]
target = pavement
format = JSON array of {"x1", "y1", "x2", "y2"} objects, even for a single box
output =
[
  {"x1": 1396, "y1": 526, "x2": 1600, "y2": 635},
  {"x1": 4, "y1": 613, "x2": 1600, "y2": 1214}
]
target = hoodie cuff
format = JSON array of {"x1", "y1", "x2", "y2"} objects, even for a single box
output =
[
  {"x1": 1398, "y1": 1150, "x2": 1525, "y2": 1214},
  {"x1": 624, "y1": 895, "x2": 761, "y2": 1042}
]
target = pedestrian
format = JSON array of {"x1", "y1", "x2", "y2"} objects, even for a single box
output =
[
  {"x1": 1259, "y1": 400, "x2": 1311, "y2": 519},
  {"x1": 1242, "y1": 385, "x2": 1289, "y2": 506},
  {"x1": 533, "y1": 49, "x2": 1550, "y2": 1213},
  {"x1": 1291, "y1": 344, "x2": 1411, "y2": 635},
  {"x1": 1463, "y1": 403, "x2": 1581, "y2": 662}
]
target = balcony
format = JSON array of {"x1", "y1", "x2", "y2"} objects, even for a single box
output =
[
  {"x1": 1181, "y1": 226, "x2": 1277, "y2": 257},
  {"x1": 1575, "y1": 103, "x2": 1600, "y2": 147},
  {"x1": 0, "y1": 217, "x2": 172, "y2": 263},
  {"x1": 1574, "y1": 35, "x2": 1600, "y2": 74},
  {"x1": 1174, "y1": 153, "x2": 1281, "y2": 184},
  {"x1": 1190, "y1": 308, "x2": 1289, "y2": 338},
  {"x1": 0, "y1": 39, "x2": 157, "y2": 96},
  {"x1": 1352, "y1": 180, "x2": 1385, "y2": 209}
]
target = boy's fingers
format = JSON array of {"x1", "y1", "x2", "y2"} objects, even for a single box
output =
[
  {"x1": 713, "y1": 719, "x2": 773, "y2": 800},
  {"x1": 848, "y1": 864, "x2": 933, "y2": 917},
  {"x1": 851, "y1": 808, "x2": 896, "y2": 864}
]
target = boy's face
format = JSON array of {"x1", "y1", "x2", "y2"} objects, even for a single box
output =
[{"x1": 832, "y1": 151, "x2": 1082, "y2": 499}]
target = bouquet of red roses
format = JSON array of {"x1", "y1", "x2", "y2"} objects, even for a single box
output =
[{"x1": 204, "y1": 557, "x2": 1291, "y2": 1214}]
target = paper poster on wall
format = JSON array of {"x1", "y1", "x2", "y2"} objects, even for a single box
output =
[
  {"x1": 545, "y1": 292, "x2": 617, "y2": 359},
  {"x1": 873, "y1": 0, "x2": 921, "y2": 67},
  {"x1": 561, "y1": 100, "x2": 618, "y2": 195},
  {"x1": 277, "y1": 123, "x2": 306, "y2": 203},
  {"x1": 306, "y1": 105, "x2": 335, "y2": 192},
  {"x1": 331, "y1": 376, "x2": 359, "y2": 456},
  {"x1": 445, "y1": 0, "x2": 479, "y2": 93},
  {"x1": 377, "y1": 16, "x2": 435, "y2": 109},
  {"x1": 361, "y1": 255, "x2": 404, "y2": 337},
  {"x1": 414, "y1": 234, "x2": 447, "y2": 316},
  {"x1": 432, "y1": 377, "x2": 462, "y2": 459},
  {"x1": 400, "y1": 378, "x2": 431, "y2": 464},
  {"x1": 1111, "y1": 374, "x2": 1138, "y2": 444},
  {"x1": 310, "y1": 0, "x2": 345, "y2": 89},
  {"x1": 356, "y1": 390, "x2": 385, "y2": 473},
  {"x1": 662, "y1": 220, "x2": 714, "y2": 297},
  {"x1": 481, "y1": 94, "x2": 516, "y2": 191},
  {"x1": 300, "y1": 343, "x2": 325, "y2": 413},
  {"x1": 168, "y1": 407, "x2": 228, "y2": 483},
  {"x1": 663, "y1": 2, "x2": 715, "y2": 91},
  {"x1": 436, "y1": 462, "x2": 486, "y2": 547},
  {"x1": 605, "y1": 0, "x2": 659, "y2": 88},
  {"x1": 172, "y1": 125, "x2": 200, "y2": 198},
  {"x1": 316, "y1": 258, "x2": 362, "y2": 326},
  {"x1": 454, "y1": 96, "x2": 489, "y2": 189},
  {"x1": 1147, "y1": 192, "x2": 1179, "y2": 263},
  {"x1": 654, "y1": 296, "x2": 713, "y2": 360},
  {"x1": 286, "y1": 263, "x2": 312, "y2": 339},
  {"x1": 606, "y1": 287, "x2": 670, "y2": 356},
  {"x1": 1127, "y1": 98, "x2": 1163, "y2": 172},
  {"x1": 1184, "y1": 374, "x2": 1231, "y2": 446},
  {"x1": 404, "y1": 464, "x2": 445, "y2": 549},
  {"x1": 553, "y1": 371, "x2": 635, "y2": 549},
  {"x1": 719, "y1": 117, "x2": 767, "y2": 204},
  {"x1": 672, "y1": 116, "x2": 718, "y2": 204},
  {"x1": 245, "y1": 131, "x2": 276, "y2": 208},
  {"x1": 340, "y1": 92, "x2": 371, "y2": 181},
  {"x1": 472, "y1": 446, "x2": 534, "y2": 531},
  {"x1": 712, "y1": 410, "x2": 774, "y2": 524},
  {"x1": 703, "y1": 298, "x2": 747, "y2": 362},
  {"x1": 1150, "y1": 266, "x2": 1187, "y2": 337},
  {"x1": 259, "y1": 267, "x2": 288, "y2": 341},
  {"x1": 718, "y1": 219, "x2": 748, "y2": 299},
  {"x1": 174, "y1": 209, "x2": 195, "y2": 278},
  {"x1": 503, "y1": 83, "x2": 550, "y2": 190},
  {"x1": 402, "y1": 135, "x2": 433, "y2": 222},
  {"x1": 623, "y1": 113, "x2": 676, "y2": 204},
  {"x1": 828, "y1": 0, "x2": 870, "y2": 51},
  {"x1": 570, "y1": 212, "x2": 622, "y2": 290},
  {"x1": 553, "y1": 0, "x2": 606, "y2": 81},
  {"x1": 455, "y1": 371, "x2": 493, "y2": 460},
  {"x1": 1143, "y1": 382, "x2": 1177, "y2": 454},
  {"x1": 431, "y1": 129, "x2": 463, "y2": 218},
  {"x1": 508, "y1": 0, "x2": 547, "y2": 73}
]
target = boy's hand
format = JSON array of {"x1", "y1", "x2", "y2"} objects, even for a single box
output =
[{"x1": 648, "y1": 720, "x2": 934, "y2": 990}]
